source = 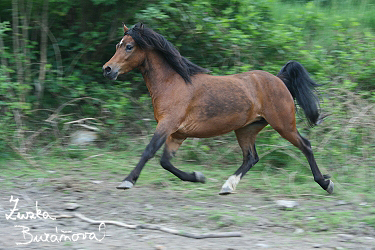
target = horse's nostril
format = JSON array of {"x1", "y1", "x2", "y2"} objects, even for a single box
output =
[{"x1": 104, "y1": 66, "x2": 111, "y2": 73}]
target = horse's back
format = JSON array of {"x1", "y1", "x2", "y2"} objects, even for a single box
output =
[{"x1": 192, "y1": 70, "x2": 293, "y2": 110}]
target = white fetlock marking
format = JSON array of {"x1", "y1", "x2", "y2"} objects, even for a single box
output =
[{"x1": 221, "y1": 174, "x2": 242, "y2": 192}]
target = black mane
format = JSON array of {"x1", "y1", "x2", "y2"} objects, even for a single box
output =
[{"x1": 126, "y1": 23, "x2": 210, "y2": 84}]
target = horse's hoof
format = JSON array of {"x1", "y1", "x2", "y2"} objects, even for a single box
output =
[
  {"x1": 326, "y1": 180, "x2": 334, "y2": 194},
  {"x1": 194, "y1": 171, "x2": 206, "y2": 183},
  {"x1": 117, "y1": 180, "x2": 133, "y2": 190},
  {"x1": 219, "y1": 186, "x2": 234, "y2": 195}
]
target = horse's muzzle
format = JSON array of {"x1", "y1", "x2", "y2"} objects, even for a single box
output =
[{"x1": 103, "y1": 65, "x2": 119, "y2": 80}]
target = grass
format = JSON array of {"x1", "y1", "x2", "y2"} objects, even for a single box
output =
[
  {"x1": 271, "y1": 0, "x2": 375, "y2": 49},
  {"x1": 1, "y1": 135, "x2": 375, "y2": 233},
  {"x1": 273, "y1": 0, "x2": 375, "y2": 28}
]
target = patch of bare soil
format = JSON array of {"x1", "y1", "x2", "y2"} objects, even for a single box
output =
[{"x1": 1, "y1": 177, "x2": 374, "y2": 250}]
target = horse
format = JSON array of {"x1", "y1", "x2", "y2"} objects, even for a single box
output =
[{"x1": 102, "y1": 23, "x2": 333, "y2": 195}]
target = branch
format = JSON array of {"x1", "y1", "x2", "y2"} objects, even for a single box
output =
[
  {"x1": 67, "y1": 213, "x2": 242, "y2": 239},
  {"x1": 8, "y1": 143, "x2": 39, "y2": 168},
  {"x1": 45, "y1": 97, "x2": 105, "y2": 123}
]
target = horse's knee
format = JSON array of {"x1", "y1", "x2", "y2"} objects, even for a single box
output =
[
  {"x1": 301, "y1": 145, "x2": 313, "y2": 157},
  {"x1": 303, "y1": 138, "x2": 311, "y2": 147},
  {"x1": 300, "y1": 135, "x2": 312, "y2": 148},
  {"x1": 142, "y1": 145, "x2": 159, "y2": 161},
  {"x1": 247, "y1": 148, "x2": 259, "y2": 165}
]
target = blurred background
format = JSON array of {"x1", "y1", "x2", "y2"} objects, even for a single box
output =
[{"x1": 0, "y1": 0, "x2": 374, "y2": 193}]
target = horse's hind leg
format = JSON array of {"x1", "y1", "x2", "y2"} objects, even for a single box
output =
[
  {"x1": 219, "y1": 120, "x2": 268, "y2": 195},
  {"x1": 160, "y1": 135, "x2": 206, "y2": 183},
  {"x1": 267, "y1": 112, "x2": 334, "y2": 194},
  {"x1": 288, "y1": 131, "x2": 333, "y2": 193}
]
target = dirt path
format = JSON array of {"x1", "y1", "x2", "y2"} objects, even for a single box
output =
[{"x1": 1, "y1": 177, "x2": 374, "y2": 250}]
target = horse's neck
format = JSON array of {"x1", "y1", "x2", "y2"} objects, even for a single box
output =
[{"x1": 139, "y1": 50, "x2": 181, "y2": 100}]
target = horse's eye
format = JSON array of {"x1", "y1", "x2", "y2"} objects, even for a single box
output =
[{"x1": 126, "y1": 44, "x2": 133, "y2": 52}]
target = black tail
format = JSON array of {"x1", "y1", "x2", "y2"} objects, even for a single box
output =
[{"x1": 277, "y1": 61, "x2": 320, "y2": 127}]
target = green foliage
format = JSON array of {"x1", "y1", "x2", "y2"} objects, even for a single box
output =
[
  {"x1": 0, "y1": 21, "x2": 32, "y2": 150},
  {"x1": 137, "y1": 0, "x2": 296, "y2": 70}
]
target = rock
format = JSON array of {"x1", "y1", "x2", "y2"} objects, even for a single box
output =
[
  {"x1": 294, "y1": 228, "x2": 304, "y2": 234},
  {"x1": 335, "y1": 200, "x2": 348, "y2": 206},
  {"x1": 275, "y1": 200, "x2": 299, "y2": 210},
  {"x1": 362, "y1": 236, "x2": 374, "y2": 241},
  {"x1": 255, "y1": 243, "x2": 269, "y2": 248},
  {"x1": 91, "y1": 180, "x2": 103, "y2": 184},
  {"x1": 337, "y1": 233, "x2": 354, "y2": 242},
  {"x1": 65, "y1": 203, "x2": 80, "y2": 211}
]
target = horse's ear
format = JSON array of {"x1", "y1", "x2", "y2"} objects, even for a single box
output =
[
  {"x1": 139, "y1": 23, "x2": 144, "y2": 33},
  {"x1": 123, "y1": 23, "x2": 129, "y2": 33}
]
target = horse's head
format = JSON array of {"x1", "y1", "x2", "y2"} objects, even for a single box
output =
[{"x1": 102, "y1": 24, "x2": 146, "y2": 80}]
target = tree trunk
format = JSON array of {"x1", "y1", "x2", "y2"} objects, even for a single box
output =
[
  {"x1": 0, "y1": 19, "x2": 10, "y2": 83},
  {"x1": 37, "y1": 0, "x2": 48, "y2": 102},
  {"x1": 20, "y1": 0, "x2": 32, "y2": 85},
  {"x1": 12, "y1": 0, "x2": 24, "y2": 97}
]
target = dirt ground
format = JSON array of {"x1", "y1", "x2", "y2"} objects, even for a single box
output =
[{"x1": 1, "y1": 176, "x2": 375, "y2": 250}]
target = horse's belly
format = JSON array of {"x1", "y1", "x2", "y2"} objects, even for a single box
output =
[{"x1": 177, "y1": 113, "x2": 249, "y2": 138}]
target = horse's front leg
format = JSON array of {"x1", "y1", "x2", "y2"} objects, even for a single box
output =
[
  {"x1": 160, "y1": 135, "x2": 205, "y2": 183},
  {"x1": 117, "y1": 125, "x2": 170, "y2": 190}
]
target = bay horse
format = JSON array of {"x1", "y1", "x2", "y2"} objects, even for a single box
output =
[{"x1": 103, "y1": 23, "x2": 333, "y2": 195}]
